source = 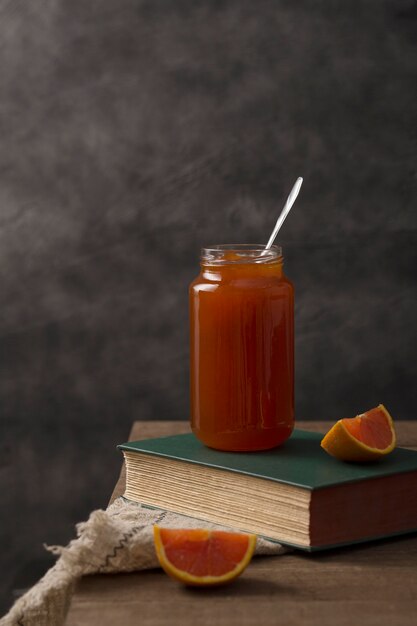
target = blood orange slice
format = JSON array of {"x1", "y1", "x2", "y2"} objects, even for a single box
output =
[
  {"x1": 321, "y1": 404, "x2": 396, "y2": 462},
  {"x1": 153, "y1": 527, "x2": 256, "y2": 586}
]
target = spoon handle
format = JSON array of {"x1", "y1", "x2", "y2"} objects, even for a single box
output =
[{"x1": 265, "y1": 177, "x2": 303, "y2": 249}]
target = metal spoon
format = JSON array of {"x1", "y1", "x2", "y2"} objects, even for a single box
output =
[{"x1": 265, "y1": 177, "x2": 303, "y2": 250}]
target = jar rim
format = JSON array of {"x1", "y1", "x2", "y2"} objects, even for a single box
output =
[{"x1": 201, "y1": 244, "x2": 282, "y2": 265}]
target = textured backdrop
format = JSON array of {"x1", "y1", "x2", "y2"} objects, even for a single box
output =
[{"x1": 1, "y1": 0, "x2": 416, "y2": 611}]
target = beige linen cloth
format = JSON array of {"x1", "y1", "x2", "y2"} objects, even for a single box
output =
[{"x1": 1, "y1": 497, "x2": 288, "y2": 626}]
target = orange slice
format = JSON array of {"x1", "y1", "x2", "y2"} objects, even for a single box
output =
[
  {"x1": 153, "y1": 526, "x2": 257, "y2": 586},
  {"x1": 321, "y1": 404, "x2": 396, "y2": 462}
]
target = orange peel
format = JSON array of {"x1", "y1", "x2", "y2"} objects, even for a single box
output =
[
  {"x1": 321, "y1": 404, "x2": 396, "y2": 462},
  {"x1": 153, "y1": 526, "x2": 256, "y2": 586}
]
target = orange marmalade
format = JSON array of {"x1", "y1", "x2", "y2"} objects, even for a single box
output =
[{"x1": 189, "y1": 244, "x2": 294, "y2": 451}]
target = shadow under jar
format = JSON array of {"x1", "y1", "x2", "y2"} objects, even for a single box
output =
[{"x1": 189, "y1": 244, "x2": 294, "y2": 451}]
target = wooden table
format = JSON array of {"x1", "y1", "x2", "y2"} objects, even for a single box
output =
[{"x1": 66, "y1": 421, "x2": 417, "y2": 626}]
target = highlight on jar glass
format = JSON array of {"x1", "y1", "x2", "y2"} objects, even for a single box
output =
[{"x1": 189, "y1": 243, "x2": 294, "y2": 452}]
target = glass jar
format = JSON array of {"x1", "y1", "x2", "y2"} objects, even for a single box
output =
[{"x1": 189, "y1": 244, "x2": 294, "y2": 451}]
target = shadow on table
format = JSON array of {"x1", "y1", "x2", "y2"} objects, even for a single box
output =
[
  {"x1": 292, "y1": 531, "x2": 417, "y2": 563},
  {"x1": 182, "y1": 576, "x2": 287, "y2": 597}
]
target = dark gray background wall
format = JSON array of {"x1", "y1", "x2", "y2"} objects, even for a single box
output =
[{"x1": 1, "y1": 0, "x2": 416, "y2": 612}]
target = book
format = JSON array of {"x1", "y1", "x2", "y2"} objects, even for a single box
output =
[{"x1": 118, "y1": 429, "x2": 417, "y2": 551}]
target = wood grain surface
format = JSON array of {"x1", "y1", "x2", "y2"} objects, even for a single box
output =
[{"x1": 66, "y1": 421, "x2": 417, "y2": 626}]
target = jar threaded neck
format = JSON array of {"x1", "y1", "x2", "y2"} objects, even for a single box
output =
[{"x1": 200, "y1": 244, "x2": 282, "y2": 265}]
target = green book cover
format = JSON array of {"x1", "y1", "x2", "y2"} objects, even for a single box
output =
[{"x1": 118, "y1": 429, "x2": 417, "y2": 490}]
